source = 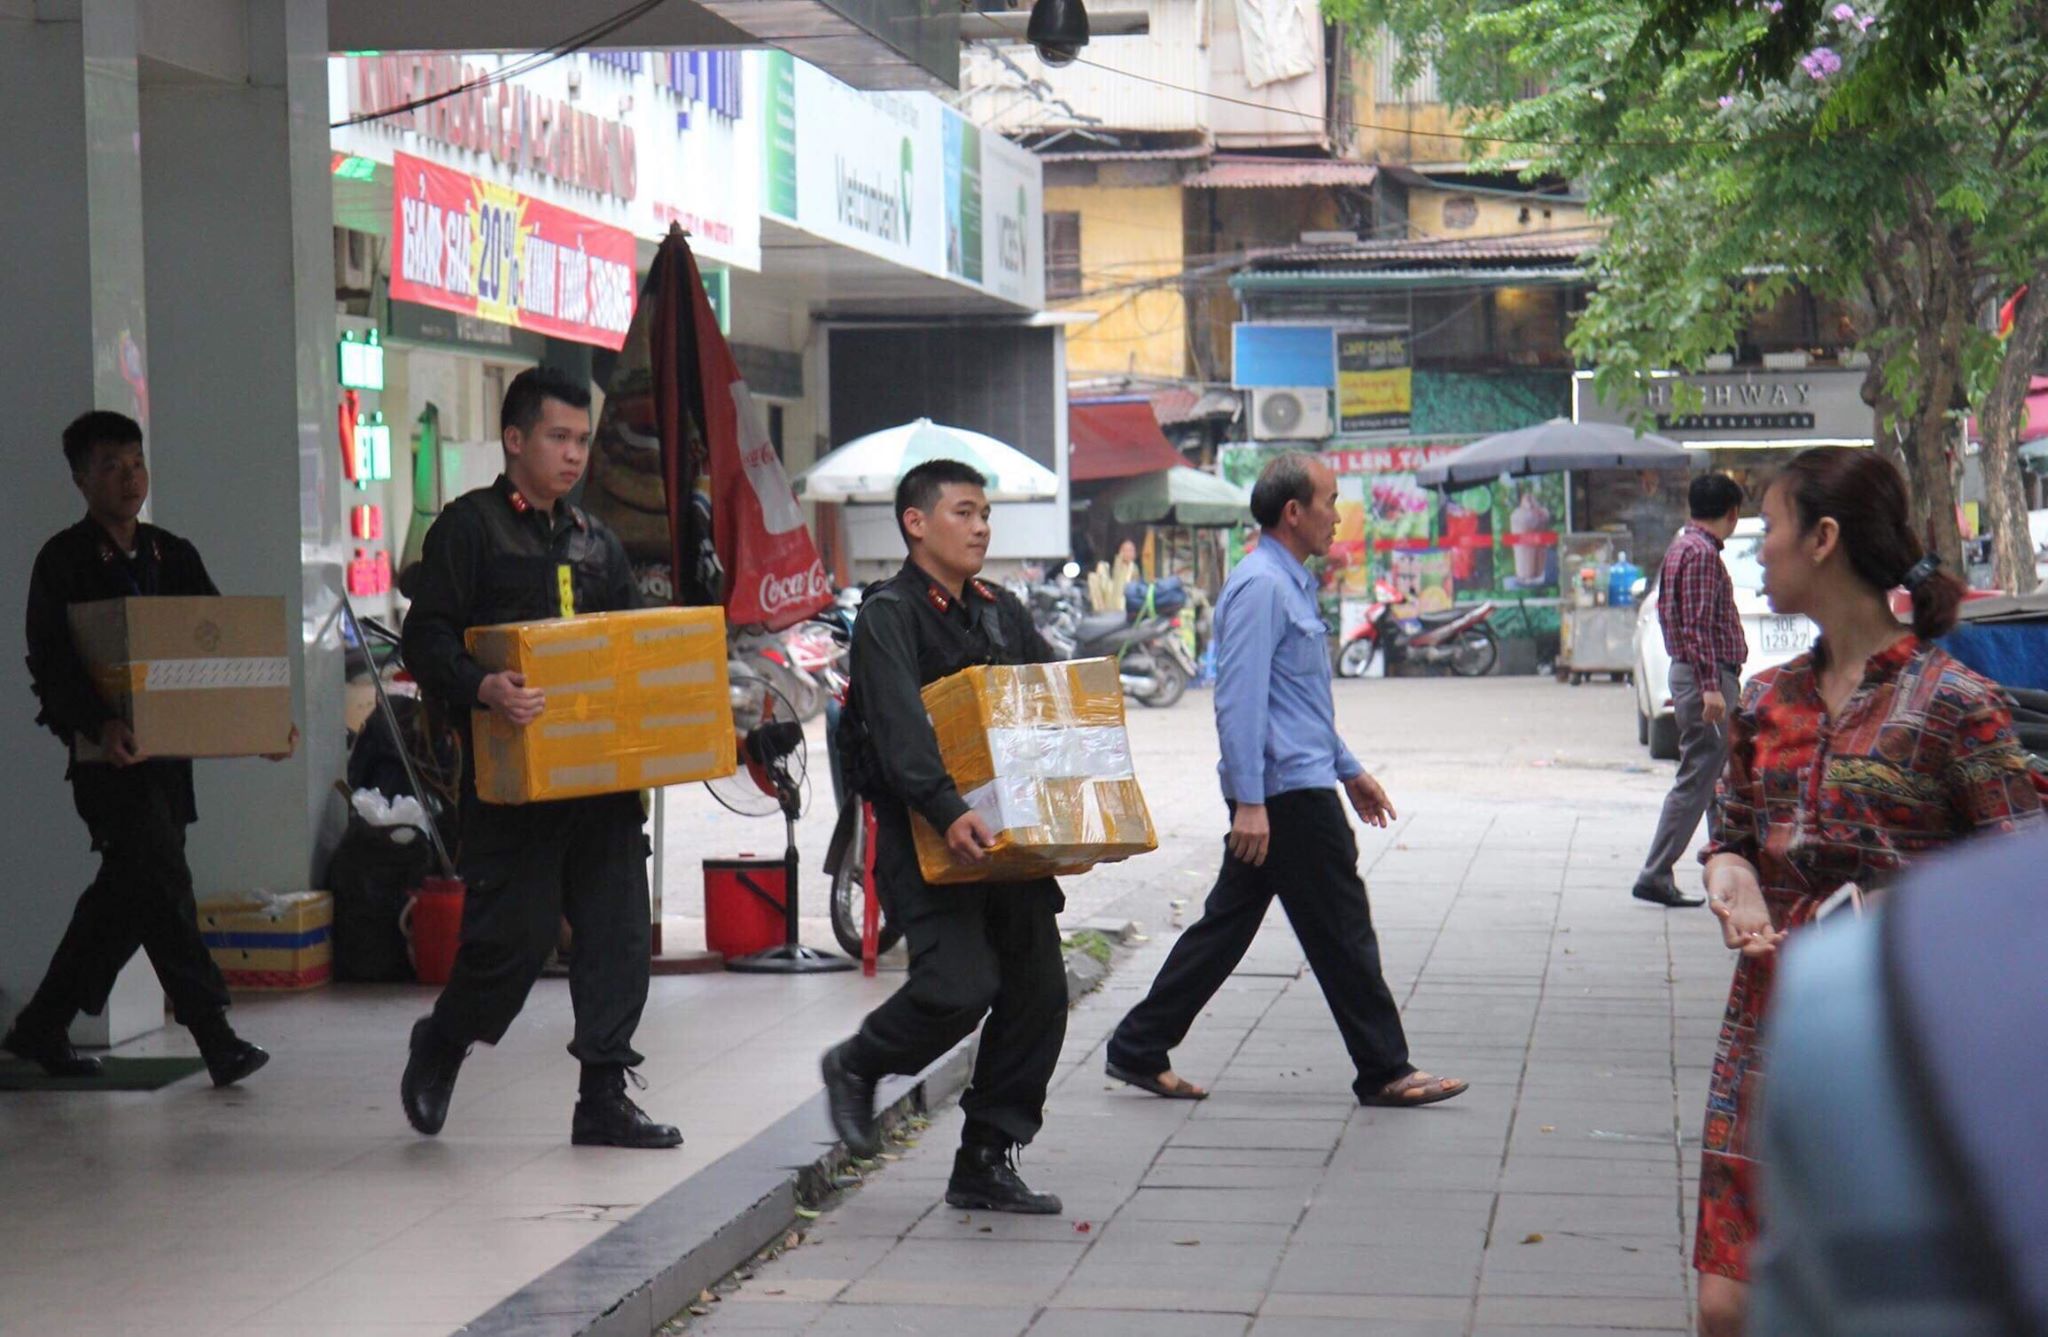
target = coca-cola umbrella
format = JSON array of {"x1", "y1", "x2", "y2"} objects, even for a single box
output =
[
  {"x1": 1413, "y1": 418, "x2": 1692, "y2": 489},
  {"x1": 793, "y1": 419, "x2": 1059, "y2": 503}
]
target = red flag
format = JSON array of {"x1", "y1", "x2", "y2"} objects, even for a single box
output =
[
  {"x1": 675, "y1": 241, "x2": 831, "y2": 629},
  {"x1": 1998, "y1": 285, "x2": 2028, "y2": 339}
]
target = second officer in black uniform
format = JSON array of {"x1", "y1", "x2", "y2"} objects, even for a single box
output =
[
  {"x1": 398, "y1": 366, "x2": 678, "y2": 1149},
  {"x1": 821, "y1": 459, "x2": 1069, "y2": 1213}
]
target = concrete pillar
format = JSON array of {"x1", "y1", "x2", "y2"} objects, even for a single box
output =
[
  {"x1": 0, "y1": 1, "x2": 167, "y2": 1044},
  {"x1": 139, "y1": 0, "x2": 346, "y2": 904}
]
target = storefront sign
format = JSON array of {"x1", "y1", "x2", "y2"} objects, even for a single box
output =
[
  {"x1": 1325, "y1": 444, "x2": 1461, "y2": 474},
  {"x1": 388, "y1": 152, "x2": 637, "y2": 351},
  {"x1": 1335, "y1": 331, "x2": 1413, "y2": 434},
  {"x1": 386, "y1": 297, "x2": 549, "y2": 359},
  {"x1": 345, "y1": 55, "x2": 638, "y2": 201},
  {"x1": 756, "y1": 53, "x2": 1044, "y2": 307},
  {"x1": 333, "y1": 52, "x2": 762, "y2": 274},
  {"x1": 1573, "y1": 368, "x2": 1874, "y2": 444}
]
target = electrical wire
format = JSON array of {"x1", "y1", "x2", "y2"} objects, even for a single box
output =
[
  {"x1": 1066, "y1": 54, "x2": 1863, "y2": 152},
  {"x1": 330, "y1": 0, "x2": 672, "y2": 130}
]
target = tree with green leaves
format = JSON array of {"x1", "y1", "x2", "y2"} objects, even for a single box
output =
[{"x1": 1332, "y1": 0, "x2": 2048, "y2": 592}]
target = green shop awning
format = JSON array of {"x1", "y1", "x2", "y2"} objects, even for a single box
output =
[{"x1": 1100, "y1": 466, "x2": 1253, "y2": 528}]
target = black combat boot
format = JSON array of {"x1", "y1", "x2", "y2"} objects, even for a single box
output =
[
  {"x1": 400, "y1": 1015, "x2": 467, "y2": 1134},
  {"x1": 192, "y1": 1015, "x2": 269, "y2": 1088},
  {"x1": 1, "y1": 1016, "x2": 102, "y2": 1078},
  {"x1": 820, "y1": 1042, "x2": 881, "y2": 1158},
  {"x1": 572, "y1": 1065, "x2": 682, "y2": 1149},
  {"x1": 945, "y1": 1143, "x2": 1063, "y2": 1215}
]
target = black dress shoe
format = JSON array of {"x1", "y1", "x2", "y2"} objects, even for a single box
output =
[
  {"x1": 571, "y1": 1090, "x2": 682, "y2": 1148},
  {"x1": 401, "y1": 1016, "x2": 467, "y2": 1135},
  {"x1": 1633, "y1": 880, "x2": 1706, "y2": 908},
  {"x1": 821, "y1": 1043, "x2": 881, "y2": 1158},
  {"x1": 1, "y1": 1024, "x2": 102, "y2": 1078},
  {"x1": 944, "y1": 1144, "x2": 1063, "y2": 1215},
  {"x1": 201, "y1": 1036, "x2": 270, "y2": 1088}
]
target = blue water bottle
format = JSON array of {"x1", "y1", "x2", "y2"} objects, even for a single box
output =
[{"x1": 1608, "y1": 554, "x2": 1642, "y2": 608}]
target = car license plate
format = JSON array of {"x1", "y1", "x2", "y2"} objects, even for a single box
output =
[{"x1": 1760, "y1": 615, "x2": 1811, "y2": 654}]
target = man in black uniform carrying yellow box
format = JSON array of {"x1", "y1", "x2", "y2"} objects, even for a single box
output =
[
  {"x1": 398, "y1": 366, "x2": 678, "y2": 1149},
  {"x1": 821, "y1": 459, "x2": 1069, "y2": 1214}
]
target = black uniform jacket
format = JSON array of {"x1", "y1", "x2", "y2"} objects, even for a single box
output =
[
  {"x1": 25, "y1": 518, "x2": 219, "y2": 824},
  {"x1": 401, "y1": 476, "x2": 639, "y2": 780},
  {"x1": 849, "y1": 561, "x2": 1058, "y2": 839}
]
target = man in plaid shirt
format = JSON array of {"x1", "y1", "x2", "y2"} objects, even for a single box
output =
[{"x1": 1635, "y1": 473, "x2": 1747, "y2": 907}]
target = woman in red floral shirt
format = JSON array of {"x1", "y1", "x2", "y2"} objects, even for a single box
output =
[{"x1": 1692, "y1": 448, "x2": 2043, "y2": 1337}]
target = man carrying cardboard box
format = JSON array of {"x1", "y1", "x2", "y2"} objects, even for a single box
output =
[
  {"x1": 398, "y1": 366, "x2": 679, "y2": 1150},
  {"x1": 820, "y1": 459, "x2": 1071, "y2": 1214},
  {"x1": 4, "y1": 411, "x2": 278, "y2": 1086}
]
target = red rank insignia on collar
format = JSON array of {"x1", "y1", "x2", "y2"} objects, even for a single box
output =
[
  {"x1": 970, "y1": 579, "x2": 997, "y2": 602},
  {"x1": 925, "y1": 584, "x2": 953, "y2": 613}
]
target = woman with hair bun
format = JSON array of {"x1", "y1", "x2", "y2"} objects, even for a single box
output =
[{"x1": 1691, "y1": 447, "x2": 2043, "y2": 1336}]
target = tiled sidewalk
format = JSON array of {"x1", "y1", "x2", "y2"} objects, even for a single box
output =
[{"x1": 682, "y1": 681, "x2": 1732, "y2": 1337}]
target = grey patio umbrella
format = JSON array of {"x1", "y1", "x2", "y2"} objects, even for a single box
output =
[
  {"x1": 1099, "y1": 466, "x2": 1253, "y2": 528},
  {"x1": 1413, "y1": 418, "x2": 1693, "y2": 488}
]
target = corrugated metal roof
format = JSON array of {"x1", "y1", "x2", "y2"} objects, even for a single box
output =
[
  {"x1": 1232, "y1": 266, "x2": 1586, "y2": 292},
  {"x1": 1184, "y1": 157, "x2": 1380, "y2": 189},
  {"x1": 1034, "y1": 143, "x2": 1213, "y2": 163},
  {"x1": 1250, "y1": 232, "x2": 1600, "y2": 267}
]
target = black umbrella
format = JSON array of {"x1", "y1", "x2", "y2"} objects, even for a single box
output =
[{"x1": 1413, "y1": 418, "x2": 1692, "y2": 488}]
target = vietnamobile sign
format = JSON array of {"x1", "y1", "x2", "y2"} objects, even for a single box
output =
[
  {"x1": 761, "y1": 52, "x2": 1042, "y2": 306},
  {"x1": 388, "y1": 152, "x2": 637, "y2": 350}
]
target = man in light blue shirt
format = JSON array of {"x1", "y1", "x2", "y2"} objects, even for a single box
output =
[{"x1": 1105, "y1": 452, "x2": 1467, "y2": 1108}]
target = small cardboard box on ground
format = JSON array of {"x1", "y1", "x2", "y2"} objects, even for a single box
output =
[
  {"x1": 68, "y1": 596, "x2": 293, "y2": 759},
  {"x1": 911, "y1": 657, "x2": 1157, "y2": 885},
  {"x1": 198, "y1": 892, "x2": 332, "y2": 991},
  {"x1": 467, "y1": 606, "x2": 737, "y2": 804}
]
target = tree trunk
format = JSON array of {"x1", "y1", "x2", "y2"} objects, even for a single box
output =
[{"x1": 1979, "y1": 270, "x2": 2048, "y2": 595}]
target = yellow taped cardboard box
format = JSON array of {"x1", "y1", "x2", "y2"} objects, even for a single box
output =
[
  {"x1": 198, "y1": 891, "x2": 332, "y2": 992},
  {"x1": 68, "y1": 596, "x2": 293, "y2": 759},
  {"x1": 912, "y1": 657, "x2": 1157, "y2": 885},
  {"x1": 467, "y1": 606, "x2": 737, "y2": 804}
]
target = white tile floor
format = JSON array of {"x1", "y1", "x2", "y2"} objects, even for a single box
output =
[{"x1": 0, "y1": 945, "x2": 903, "y2": 1336}]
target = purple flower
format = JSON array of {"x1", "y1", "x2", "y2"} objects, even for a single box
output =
[
  {"x1": 1830, "y1": 3, "x2": 1857, "y2": 21},
  {"x1": 1765, "y1": 1, "x2": 1783, "y2": 12},
  {"x1": 1856, "y1": 11, "x2": 1875, "y2": 29},
  {"x1": 1800, "y1": 46, "x2": 1842, "y2": 79},
  {"x1": 1718, "y1": 95, "x2": 1736, "y2": 108}
]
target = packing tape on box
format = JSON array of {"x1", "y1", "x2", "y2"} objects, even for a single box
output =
[
  {"x1": 98, "y1": 657, "x2": 292, "y2": 694},
  {"x1": 983, "y1": 726, "x2": 1134, "y2": 781}
]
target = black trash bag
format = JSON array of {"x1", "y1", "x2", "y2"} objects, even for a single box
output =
[{"x1": 327, "y1": 819, "x2": 434, "y2": 983}]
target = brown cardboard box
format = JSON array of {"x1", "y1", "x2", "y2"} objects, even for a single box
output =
[
  {"x1": 67, "y1": 596, "x2": 293, "y2": 760},
  {"x1": 911, "y1": 657, "x2": 1157, "y2": 885},
  {"x1": 467, "y1": 606, "x2": 737, "y2": 803},
  {"x1": 198, "y1": 891, "x2": 332, "y2": 992}
]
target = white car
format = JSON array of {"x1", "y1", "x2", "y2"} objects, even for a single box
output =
[{"x1": 1632, "y1": 519, "x2": 1819, "y2": 760}]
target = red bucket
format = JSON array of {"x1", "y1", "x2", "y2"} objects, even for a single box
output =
[
  {"x1": 702, "y1": 859, "x2": 786, "y2": 960},
  {"x1": 405, "y1": 876, "x2": 467, "y2": 986}
]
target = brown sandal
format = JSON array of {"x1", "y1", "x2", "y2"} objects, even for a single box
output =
[
  {"x1": 1360, "y1": 1071, "x2": 1468, "y2": 1108},
  {"x1": 1106, "y1": 1061, "x2": 1210, "y2": 1100}
]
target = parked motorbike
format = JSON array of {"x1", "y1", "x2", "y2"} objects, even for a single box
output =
[
  {"x1": 1337, "y1": 580, "x2": 1500, "y2": 679},
  {"x1": 1052, "y1": 609, "x2": 1191, "y2": 707}
]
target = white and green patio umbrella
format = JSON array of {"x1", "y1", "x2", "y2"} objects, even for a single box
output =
[{"x1": 793, "y1": 418, "x2": 1059, "y2": 503}]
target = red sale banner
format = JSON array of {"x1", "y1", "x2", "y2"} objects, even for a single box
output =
[{"x1": 388, "y1": 151, "x2": 637, "y2": 350}]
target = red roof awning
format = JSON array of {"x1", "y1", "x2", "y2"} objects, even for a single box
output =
[{"x1": 1070, "y1": 400, "x2": 1185, "y2": 482}]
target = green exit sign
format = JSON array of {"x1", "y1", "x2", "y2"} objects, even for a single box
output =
[
  {"x1": 702, "y1": 268, "x2": 731, "y2": 336},
  {"x1": 339, "y1": 329, "x2": 384, "y2": 390}
]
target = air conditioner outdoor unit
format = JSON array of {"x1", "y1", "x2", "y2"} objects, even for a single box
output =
[{"x1": 1249, "y1": 387, "x2": 1333, "y2": 441}]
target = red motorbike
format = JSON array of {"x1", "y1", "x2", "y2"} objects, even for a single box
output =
[{"x1": 1337, "y1": 580, "x2": 1501, "y2": 679}]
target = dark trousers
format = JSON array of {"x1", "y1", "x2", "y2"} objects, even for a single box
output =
[
  {"x1": 845, "y1": 801, "x2": 1067, "y2": 1148},
  {"x1": 22, "y1": 766, "x2": 230, "y2": 1033},
  {"x1": 1108, "y1": 788, "x2": 1414, "y2": 1101},
  {"x1": 431, "y1": 791, "x2": 651, "y2": 1068}
]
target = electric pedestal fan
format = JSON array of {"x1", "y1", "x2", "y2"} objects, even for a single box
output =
[{"x1": 706, "y1": 666, "x2": 853, "y2": 973}]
